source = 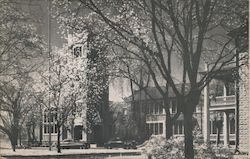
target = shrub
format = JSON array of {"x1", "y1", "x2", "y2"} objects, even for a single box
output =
[
  {"x1": 143, "y1": 129, "x2": 232, "y2": 159},
  {"x1": 193, "y1": 128, "x2": 231, "y2": 159},
  {"x1": 143, "y1": 136, "x2": 184, "y2": 159}
]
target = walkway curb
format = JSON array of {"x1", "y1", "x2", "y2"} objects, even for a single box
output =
[{"x1": 0, "y1": 149, "x2": 142, "y2": 158}]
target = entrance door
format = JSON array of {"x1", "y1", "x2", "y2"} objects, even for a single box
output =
[{"x1": 74, "y1": 126, "x2": 83, "y2": 140}]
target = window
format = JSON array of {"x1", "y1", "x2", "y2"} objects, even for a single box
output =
[
  {"x1": 147, "y1": 100, "x2": 164, "y2": 115},
  {"x1": 171, "y1": 99, "x2": 177, "y2": 114},
  {"x1": 44, "y1": 113, "x2": 47, "y2": 122},
  {"x1": 229, "y1": 117, "x2": 235, "y2": 134},
  {"x1": 159, "y1": 123, "x2": 163, "y2": 134},
  {"x1": 146, "y1": 104, "x2": 149, "y2": 114},
  {"x1": 225, "y1": 82, "x2": 235, "y2": 96},
  {"x1": 220, "y1": 124, "x2": 223, "y2": 134},
  {"x1": 174, "y1": 123, "x2": 178, "y2": 134},
  {"x1": 179, "y1": 122, "x2": 183, "y2": 134},
  {"x1": 146, "y1": 124, "x2": 149, "y2": 137},
  {"x1": 123, "y1": 108, "x2": 128, "y2": 115},
  {"x1": 147, "y1": 123, "x2": 164, "y2": 135},
  {"x1": 151, "y1": 123, "x2": 154, "y2": 135},
  {"x1": 142, "y1": 101, "x2": 146, "y2": 113},
  {"x1": 155, "y1": 123, "x2": 159, "y2": 135},
  {"x1": 155, "y1": 104, "x2": 159, "y2": 114},
  {"x1": 210, "y1": 120, "x2": 217, "y2": 134},
  {"x1": 210, "y1": 120, "x2": 224, "y2": 134},
  {"x1": 43, "y1": 109, "x2": 58, "y2": 134},
  {"x1": 159, "y1": 101, "x2": 163, "y2": 114},
  {"x1": 215, "y1": 81, "x2": 224, "y2": 96},
  {"x1": 73, "y1": 46, "x2": 82, "y2": 57},
  {"x1": 44, "y1": 124, "x2": 48, "y2": 133},
  {"x1": 150, "y1": 104, "x2": 154, "y2": 114},
  {"x1": 43, "y1": 124, "x2": 58, "y2": 134},
  {"x1": 173, "y1": 121, "x2": 184, "y2": 135}
]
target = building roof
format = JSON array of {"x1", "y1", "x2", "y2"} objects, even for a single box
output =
[
  {"x1": 125, "y1": 84, "x2": 189, "y2": 101},
  {"x1": 199, "y1": 65, "x2": 236, "y2": 82}
]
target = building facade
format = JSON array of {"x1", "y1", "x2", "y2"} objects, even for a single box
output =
[
  {"x1": 127, "y1": 67, "x2": 246, "y2": 148},
  {"x1": 39, "y1": 29, "x2": 111, "y2": 146},
  {"x1": 125, "y1": 87, "x2": 195, "y2": 143}
]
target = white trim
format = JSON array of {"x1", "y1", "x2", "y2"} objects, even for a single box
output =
[{"x1": 146, "y1": 120, "x2": 165, "y2": 123}]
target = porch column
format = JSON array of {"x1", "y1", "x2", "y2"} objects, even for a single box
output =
[
  {"x1": 203, "y1": 63, "x2": 210, "y2": 144},
  {"x1": 82, "y1": 131, "x2": 87, "y2": 141},
  {"x1": 163, "y1": 120, "x2": 166, "y2": 138},
  {"x1": 223, "y1": 111, "x2": 229, "y2": 147},
  {"x1": 67, "y1": 129, "x2": 72, "y2": 139}
]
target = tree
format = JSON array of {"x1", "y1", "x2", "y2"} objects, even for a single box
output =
[
  {"x1": 110, "y1": 101, "x2": 137, "y2": 140},
  {"x1": 37, "y1": 46, "x2": 88, "y2": 153},
  {"x1": 54, "y1": 0, "x2": 248, "y2": 158},
  {"x1": 0, "y1": 0, "x2": 44, "y2": 151},
  {"x1": 0, "y1": 79, "x2": 37, "y2": 151},
  {"x1": 25, "y1": 99, "x2": 44, "y2": 146}
]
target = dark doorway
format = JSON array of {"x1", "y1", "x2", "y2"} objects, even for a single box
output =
[
  {"x1": 74, "y1": 126, "x2": 83, "y2": 140},
  {"x1": 93, "y1": 125, "x2": 103, "y2": 146},
  {"x1": 62, "y1": 125, "x2": 67, "y2": 140}
]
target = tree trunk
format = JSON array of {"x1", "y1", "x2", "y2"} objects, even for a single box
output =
[
  {"x1": 32, "y1": 125, "x2": 36, "y2": 142},
  {"x1": 183, "y1": 110, "x2": 194, "y2": 159},
  {"x1": 11, "y1": 139, "x2": 16, "y2": 152},
  {"x1": 216, "y1": 127, "x2": 220, "y2": 146},
  {"x1": 216, "y1": 121, "x2": 222, "y2": 146},
  {"x1": 19, "y1": 130, "x2": 22, "y2": 146},
  {"x1": 27, "y1": 126, "x2": 31, "y2": 146},
  {"x1": 14, "y1": 127, "x2": 18, "y2": 150},
  {"x1": 57, "y1": 126, "x2": 61, "y2": 153},
  {"x1": 164, "y1": 88, "x2": 172, "y2": 139},
  {"x1": 10, "y1": 129, "x2": 18, "y2": 152},
  {"x1": 165, "y1": 108, "x2": 172, "y2": 139}
]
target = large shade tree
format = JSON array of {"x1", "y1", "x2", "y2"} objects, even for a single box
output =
[
  {"x1": 0, "y1": 0, "x2": 44, "y2": 151},
  {"x1": 0, "y1": 79, "x2": 38, "y2": 151}
]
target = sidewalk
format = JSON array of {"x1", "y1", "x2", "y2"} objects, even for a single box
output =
[{"x1": 0, "y1": 147, "x2": 144, "y2": 158}]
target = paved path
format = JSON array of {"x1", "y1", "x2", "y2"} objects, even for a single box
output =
[{"x1": 0, "y1": 147, "x2": 145, "y2": 158}]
